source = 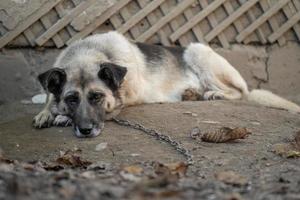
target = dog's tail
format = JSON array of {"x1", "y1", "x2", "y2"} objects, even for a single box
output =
[{"x1": 243, "y1": 89, "x2": 300, "y2": 113}]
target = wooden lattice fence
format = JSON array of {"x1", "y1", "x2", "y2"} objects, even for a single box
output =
[{"x1": 1, "y1": 0, "x2": 300, "y2": 48}]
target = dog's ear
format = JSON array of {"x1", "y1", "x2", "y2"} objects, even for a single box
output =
[
  {"x1": 38, "y1": 68, "x2": 66, "y2": 96},
  {"x1": 98, "y1": 63, "x2": 127, "y2": 91}
]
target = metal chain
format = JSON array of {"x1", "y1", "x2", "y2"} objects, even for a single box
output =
[{"x1": 112, "y1": 118, "x2": 194, "y2": 165}]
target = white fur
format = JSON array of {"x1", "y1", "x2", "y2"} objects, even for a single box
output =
[
  {"x1": 247, "y1": 89, "x2": 300, "y2": 113},
  {"x1": 184, "y1": 43, "x2": 249, "y2": 95},
  {"x1": 53, "y1": 115, "x2": 72, "y2": 127},
  {"x1": 33, "y1": 93, "x2": 54, "y2": 128},
  {"x1": 34, "y1": 31, "x2": 300, "y2": 130},
  {"x1": 184, "y1": 43, "x2": 299, "y2": 112}
]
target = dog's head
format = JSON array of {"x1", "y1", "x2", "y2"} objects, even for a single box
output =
[{"x1": 38, "y1": 62, "x2": 127, "y2": 137}]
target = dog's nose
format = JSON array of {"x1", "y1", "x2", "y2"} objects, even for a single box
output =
[{"x1": 79, "y1": 128, "x2": 92, "y2": 135}]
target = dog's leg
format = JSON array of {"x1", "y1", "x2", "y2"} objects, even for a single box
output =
[
  {"x1": 33, "y1": 93, "x2": 55, "y2": 128},
  {"x1": 203, "y1": 89, "x2": 242, "y2": 100},
  {"x1": 184, "y1": 43, "x2": 246, "y2": 101},
  {"x1": 53, "y1": 115, "x2": 72, "y2": 127}
]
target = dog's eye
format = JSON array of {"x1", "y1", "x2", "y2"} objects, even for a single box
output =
[
  {"x1": 65, "y1": 95, "x2": 79, "y2": 106},
  {"x1": 89, "y1": 92, "x2": 104, "y2": 104}
]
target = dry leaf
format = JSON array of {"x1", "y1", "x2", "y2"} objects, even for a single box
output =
[
  {"x1": 120, "y1": 165, "x2": 143, "y2": 182},
  {"x1": 201, "y1": 127, "x2": 251, "y2": 143},
  {"x1": 0, "y1": 150, "x2": 14, "y2": 164},
  {"x1": 138, "y1": 162, "x2": 188, "y2": 188},
  {"x1": 0, "y1": 155, "x2": 14, "y2": 164},
  {"x1": 153, "y1": 162, "x2": 173, "y2": 176},
  {"x1": 153, "y1": 162, "x2": 188, "y2": 179},
  {"x1": 123, "y1": 165, "x2": 143, "y2": 175},
  {"x1": 56, "y1": 150, "x2": 92, "y2": 168},
  {"x1": 165, "y1": 162, "x2": 188, "y2": 177},
  {"x1": 272, "y1": 143, "x2": 300, "y2": 158},
  {"x1": 21, "y1": 163, "x2": 35, "y2": 171},
  {"x1": 43, "y1": 164, "x2": 64, "y2": 171},
  {"x1": 215, "y1": 171, "x2": 247, "y2": 186},
  {"x1": 272, "y1": 132, "x2": 300, "y2": 158},
  {"x1": 286, "y1": 150, "x2": 300, "y2": 158}
]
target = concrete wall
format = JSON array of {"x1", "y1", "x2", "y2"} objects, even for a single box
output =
[{"x1": 1, "y1": 0, "x2": 300, "y2": 48}]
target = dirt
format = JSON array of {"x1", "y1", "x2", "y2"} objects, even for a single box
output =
[{"x1": 0, "y1": 100, "x2": 300, "y2": 200}]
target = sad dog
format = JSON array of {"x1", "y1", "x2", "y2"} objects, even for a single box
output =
[{"x1": 33, "y1": 31, "x2": 300, "y2": 137}]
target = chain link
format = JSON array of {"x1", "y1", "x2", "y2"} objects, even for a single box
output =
[{"x1": 112, "y1": 118, "x2": 194, "y2": 165}]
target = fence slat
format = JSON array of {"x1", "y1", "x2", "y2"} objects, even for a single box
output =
[
  {"x1": 170, "y1": 0, "x2": 226, "y2": 42},
  {"x1": 35, "y1": 0, "x2": 96, "y2": 46},
  {"x1": 118, "y1": 0, "x2": 165, "y2": 34},
  {"x1": 40, "y1": 16, "x2": 64, "y2": 48},
  {"x1": 66, "y1": 0, "x2": 131, "y2": 45},
  {"x1": 289, "y1": 0, "x2": 300, "y2": 41},
  {"x1": 205, "y1": 0, "x2": 258, "y2": 42},
  {"x1": 159, "y1": 1, "x2": 189, "y2": 46},
  {"x1": 260, "y1": 0, "x2": 286, "y2": 45},
  {"x1": 136, "y1": 0, "x2": 195, "y2": 42},
  {"x1": 1, "y1": 0, "x2": 300, "y2": 48},
  {"x1": 268, "y1": 12, "x2": 300, "y2": 42},
  {"x1": 236, "y1": 0, "x2": 266, "y2": 44},
  {"x1": 199, "y1": 0, "x2": 229, "y2": 48},
  {"x1": 0, "y1": 0, "x2": 63, "y2": 48},
  {"x1": 223, "y1": 1, "x2": 244, "y2": 34},
  {"x1": 236, "y1": 0, "x2": 289, "y2": 43},
  {"x1": 183, "y1": 7, "x2": 205, "y2": 43},
  {"x1": 55, "y1": 3, "x2": 77, "y2": 37},
  {"x1": 119, "y1": 6, "x2": 140, "y2": 39},
  {"x1": 23, "y1": 29, "x2": 36, "y2": 47},
  {"x1": 137, "y1": 0, "x2": 170, "y2": 45}
]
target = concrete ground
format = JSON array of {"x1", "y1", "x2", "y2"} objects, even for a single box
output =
[
  {"x1": 0, "y1": 100, "x2": 300, "y2": 199},
  {"x1": 0, "y1": 43, "x2": 300, "y2": 199}
]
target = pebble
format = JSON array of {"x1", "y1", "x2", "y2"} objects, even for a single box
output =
[{"x1": 95, "y1": 142, "x2": 108, "y2": 151}]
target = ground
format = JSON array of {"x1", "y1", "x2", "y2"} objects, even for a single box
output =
[
  {"x1": 0, "y1": 43, "x2": 300, "y2": 199},
  {"x1": 0, "y1": 100, "x2": 299, "y2": 200}
]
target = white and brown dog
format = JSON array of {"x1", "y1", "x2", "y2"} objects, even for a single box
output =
[{"x1": 33, "y1": 31, "x2": 300, "y2": 137}]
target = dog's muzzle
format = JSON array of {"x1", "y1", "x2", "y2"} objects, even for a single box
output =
[{"x1": 73, "y1": 123, "x2": 104, "y2": 138}]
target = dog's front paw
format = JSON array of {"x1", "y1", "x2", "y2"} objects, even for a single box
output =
[
  {"x1": 53, "y1": 115, "x2": 72, "y2": 127},
  {"x1": 33, "y1": 110, "x2": 54, "y2": 128}
]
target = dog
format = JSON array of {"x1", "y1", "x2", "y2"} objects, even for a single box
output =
[{"x1": 33, "y1": 31, "x2": 300, "y2": 137}]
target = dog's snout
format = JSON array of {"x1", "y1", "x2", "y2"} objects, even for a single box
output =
[
  {"x1": 78, "y1": 127, "x2": 92, "y2": 135},
  {"x1": 74, "y1": 124, "x2": 103, "y2": 138}
]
